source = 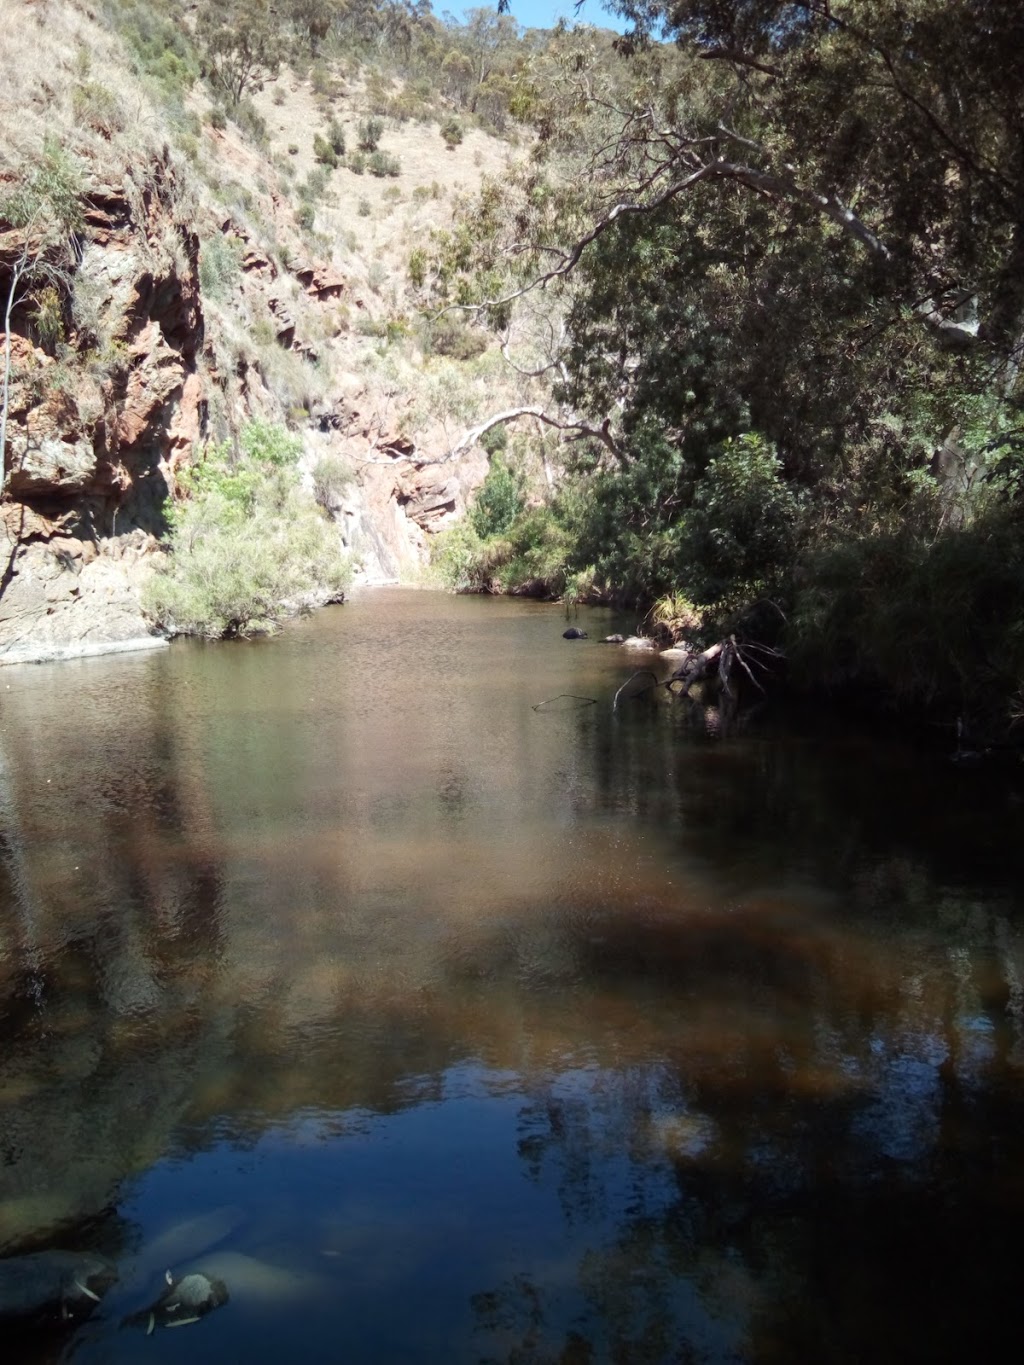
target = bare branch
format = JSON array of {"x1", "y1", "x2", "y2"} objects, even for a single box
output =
[
  {"x1": 448, "y1": 405, "x2": 621, "y2": 460},
  {"x1": 1, "y1": 255, "x2": 30, "y2": 484},
  {"x1": 500, "y1": 327, "x2": 566, "y2": 378},
  {"x1": 733, "y1": 645, "x2": 767, "y2": 694},
  {"x1": 355, "y1": 405, "x2": 619, "y2": 470}
]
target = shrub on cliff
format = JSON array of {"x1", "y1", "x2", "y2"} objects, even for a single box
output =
[
  {"x1": 145, "y1": 421, "x2": 350, "y2": 638},
  {"x1": 357, "y1": 117, "x2": 383, "y2": 152}
]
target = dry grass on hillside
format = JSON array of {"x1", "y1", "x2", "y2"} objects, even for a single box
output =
[
  {"x1": 0, "y1": 0, "x2": 182, "y2": 194},
  {"x1": 0, "y1": 0, "x2": 556, "y2": 485},
  {"x1": 249, "y1": 70, "x2": 515, "y2": 312}
]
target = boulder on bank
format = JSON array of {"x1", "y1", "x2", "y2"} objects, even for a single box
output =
[{"x1": 124, "y1": 1270, "x2": 229, "y2": 1333}]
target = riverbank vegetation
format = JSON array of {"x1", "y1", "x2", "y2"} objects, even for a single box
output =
[
  {"x1": 5, "y1": 0, "x2": 1022, "y2": 734},
  {"x1": 144, "y1": 421, "x2": 350, "y2": 638},
  {"x1": 428, "y1": 0, "x2": 1024, "y2": 742}
]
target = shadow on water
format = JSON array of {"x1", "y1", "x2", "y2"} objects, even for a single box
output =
[{"x1": 0, "y1": 590, "x2": 1021, "y2": 1362}]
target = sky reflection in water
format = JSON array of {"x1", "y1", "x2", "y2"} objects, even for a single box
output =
[{"x1": 1, "y1": 589, "x2": 1023, "y2": 1363}]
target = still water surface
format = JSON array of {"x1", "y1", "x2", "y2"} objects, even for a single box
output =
[{"x1": 1, "y1": 590, "x2": 1023, "y2": 1363}]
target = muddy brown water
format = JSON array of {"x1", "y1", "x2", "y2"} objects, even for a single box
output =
[{"x1": 0, "y1": 589, "x2": 1022, "y2": 1363}]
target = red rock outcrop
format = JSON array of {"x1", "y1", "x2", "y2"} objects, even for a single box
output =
[{"x1": 0, "y1": 153, "x2": 205, "y2": 661}]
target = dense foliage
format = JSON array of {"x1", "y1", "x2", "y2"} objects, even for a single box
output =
[
  {"x1": 66, "y1": 0, "x2": 1024, "y2": 732},
  {"x1": 145, "y1": 422, "x2": 350, "y2": 638},
  {"x1": 432, "y1": 0, "x2": 1024, "y2": 737}
]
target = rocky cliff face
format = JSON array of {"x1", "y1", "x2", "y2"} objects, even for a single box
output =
[
  {"x1": 1, "y1": 154, "x2": 204, "y2": 662},
  {"x1": 0, "y1": 0, "x2": 509, "y2": 662},
  {"x1": 0, "y1": 162, "x2": 484, "y2": 663}
]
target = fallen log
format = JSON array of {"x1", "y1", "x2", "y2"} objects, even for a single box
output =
[{"x1": 668, "y1": 641, "x2": 724, "y2": 693}]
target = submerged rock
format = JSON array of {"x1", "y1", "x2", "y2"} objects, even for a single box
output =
[
  {"x1": 125, "y1": 1270, "x2": 229, "y2": 1333},
  {"x1": 600, "y1": 633, "x2": 626, "y2": 644},
  {"x1": 562, "y1": 627, "x2": 588, "y2": 639},
  {"x1": 0, "y1": 1250, "x2": 117, "y2": 1324}
]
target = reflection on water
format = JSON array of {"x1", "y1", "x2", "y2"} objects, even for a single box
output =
[{"x1": 1, "y1": 589, "x2": 1023, "y2": 1363}]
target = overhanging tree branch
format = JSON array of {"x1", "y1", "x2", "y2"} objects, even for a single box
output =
[
  {"x1": 698, "y1": 47, "x2": 782, "y2": 77},
  {"x1": 448, "y1": 405, "x2": 621, "y2": 460},
  {"x1": 449, "y1": 154, "x2": 892, "y2": 317},
  {"x1": 357, "y1": 405, "x2": 620, "y2": 467},
  {"x1": 797, "y1": 0, "x2": 1015, "y2": 195}
]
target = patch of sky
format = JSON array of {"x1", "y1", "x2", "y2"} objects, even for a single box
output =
[{"x1": 442, "y1": 0, "x2": 629, "y2": 33}]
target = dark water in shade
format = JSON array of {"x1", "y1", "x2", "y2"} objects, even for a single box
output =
[{"x1": 1, "y1": 590, "x2": 1023, "y2": 1364}]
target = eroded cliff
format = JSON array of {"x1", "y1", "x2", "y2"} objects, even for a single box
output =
[
  {"x1": 1, "y1": 153, "x2": 204, "y2": 661},
  {"x1": 0, "y1": 0, "x2": 502, "y2": 661}
]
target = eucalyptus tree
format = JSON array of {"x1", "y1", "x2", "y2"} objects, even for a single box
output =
[
  {"x1": 197, "y1": 0, "x2": 286, "y2": 105},
  {"x1": 431, "y1": 2, "x2": 1024, "y2": 722}
]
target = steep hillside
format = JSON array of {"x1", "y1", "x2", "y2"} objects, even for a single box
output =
[{"x1": 0, "y1": 0, "x2": 544, "y2": 661}]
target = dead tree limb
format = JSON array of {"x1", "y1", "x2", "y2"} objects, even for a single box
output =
[
  {"x1": 355, "y1": 405, "x2": 619, "y2": 469},
  {"x1": 669, "y1": 641, "x2": 724, "y2": 694},
  {"x1": 447, "y1": 406, "x2": 621, "y2": 460},
  {"x1": 612, "y1": 669, "x2": 660, "y2": 711}
]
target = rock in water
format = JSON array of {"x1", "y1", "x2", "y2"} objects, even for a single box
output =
[
  {"x1": 600, "y1": 634, "x2": 626, "y2": 644},
  {"x1": 126, "y1": 1270, "x2": 229, "y2": 1333},
  {"x1": 562, "y1": 627, "x2": 588, "y2": 639},
  {"x1": 0, "y1": 1250, "x2": 117, "y2": 1324}
]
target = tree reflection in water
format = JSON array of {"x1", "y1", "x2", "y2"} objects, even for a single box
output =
[{"x1": 0, "y1": 594, "x2": 1021, "y2": 1363}]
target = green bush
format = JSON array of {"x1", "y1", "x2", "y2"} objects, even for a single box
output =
[
  {"x1": 788, "y1": 507, "x2": 1024, "y2": 723},
  {"x1": 432, "y1": 494, "x2": 571, "y2": 598},
  {"x1": 408, "y1": 247, "x2": 427, "y2": 288},
  {"x1": 357, "y1": 116, "x2": 384, "y2": 151},
  {"x1": 199, "y1": 233, "x2": 243, "y2": 300},
  {"x1": 479, "y1": 423, "x2": 507, "y2": 456},
  {"x1": 440, "y1": 118, "x2": 463, "y2": 149},
  {"x1": 491, "y1": 508, "x2": 572, "y2": 594},
  {"x1": 426, "y1": 316, "x2": 487, "y2": 360},
  {"x1": 313, "y1": 133, "x2": 338, "y2": 168},
  {"x1": 678, "y1": 433, "x2": 804, "y2": 609},
  {"x1": 233, "y1": 100, "x2": 268, "y2": 144},
  {"x1": 310, "y1": 453, "x2": 353, "y2": 510},
  {"x1": 108, "y1": 0, "x2": 200, "y2": 95},
  {"x1": 367, "y1": 150, "x2": 400, "y2": 178},
  {"x1": 32, "y1": 286, "x2": 65, "y2": 351},
  {"x1": 145, "y1": 422, "x2": 351, "y2": 638},
  {"x1": 470, "y1": 455, "x2": 524, "y2": 539},
  {"x1": 298, "y1": 166, "x2": 329, "y2": 203},
  {"x1": 311, "y1": 61, "x2": 340, "y2": 97},
  {"x1": 447, "y1": 507, "x2": 573, "y2": 597},
  {"x1": 430, "y1": 520, "x2": 489, "y2": 592},
  {"x1": 72, "y1": 81, "x2": 125, "y2": 136},
  {"x1": 325, "y1": 117, "x2": 346, "y2": 155}
]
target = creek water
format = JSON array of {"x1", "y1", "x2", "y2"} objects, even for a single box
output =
[{"x1": 1, "y1": 589, "x2": 1023, "y2": 1364}]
